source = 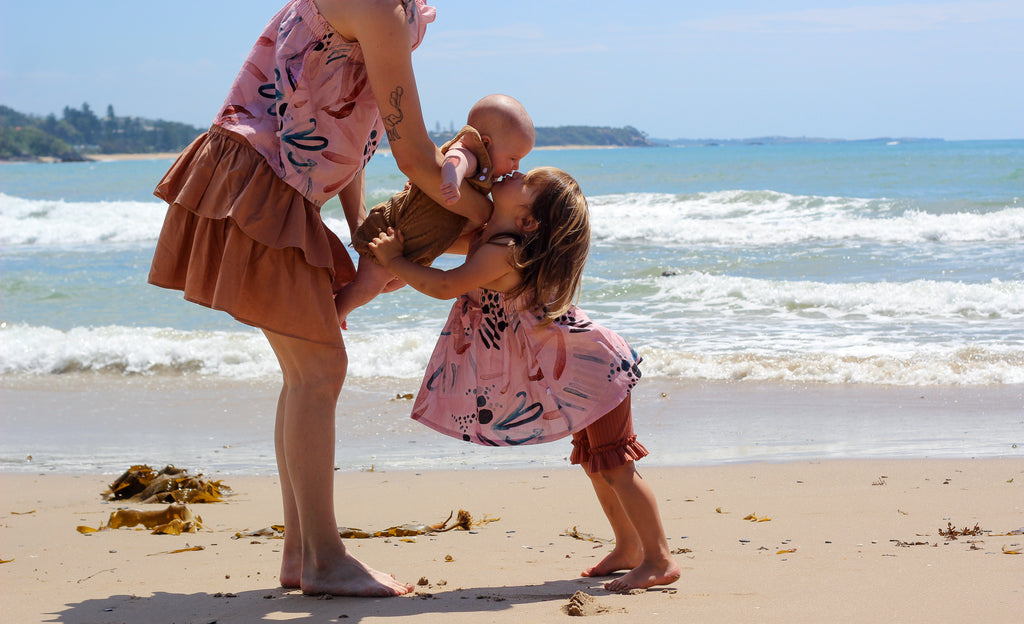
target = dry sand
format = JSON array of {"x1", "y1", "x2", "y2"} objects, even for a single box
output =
[{"x1": 2, "y1": 459, "x2": 1022, "y2": 623}]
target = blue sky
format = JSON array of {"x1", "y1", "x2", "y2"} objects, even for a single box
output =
[{"x1": 2, "y1": 1, "x2": 1022, "y2": 140}]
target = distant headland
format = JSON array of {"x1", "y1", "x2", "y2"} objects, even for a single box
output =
[{"x1": 1, "y1": 103, "x2": 942, "y2": 163}]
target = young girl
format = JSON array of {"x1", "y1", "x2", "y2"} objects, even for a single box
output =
[{"x1": 368, "y1": 167, "x2": 681, "y2": 591}]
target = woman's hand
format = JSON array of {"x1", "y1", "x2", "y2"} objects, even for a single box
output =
[{"x1": 368, "y1": 227, "x2": 406, "y2": 268}]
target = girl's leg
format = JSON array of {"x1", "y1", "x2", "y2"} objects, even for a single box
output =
[
  {"x1": 573, "y1": 397, "x2": 680, "y2": 591},
  {"x1": 263, "y1": 329, "x2": 412, "y2": 596},
  {"x1": 580, "y1": 462, "x2": 644, "y2": 577},
  {"x1": 594, "y1": 462, "x2": 681, "y2": 591}
]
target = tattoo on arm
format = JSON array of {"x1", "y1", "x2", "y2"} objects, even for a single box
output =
[{"x1": 383, "y1": 86, "x2": 404, "y2": 141}]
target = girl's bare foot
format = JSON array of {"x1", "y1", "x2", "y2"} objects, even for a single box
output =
[
  {"x1": 604, "y1": 559, "x2": 681, "y2": 592},
  {"x1": 301, "y1": 553, "x2": 413, "y2": 597},
  {"x1": 580, "y1": 547, "x2": 642, "y2": 578}
]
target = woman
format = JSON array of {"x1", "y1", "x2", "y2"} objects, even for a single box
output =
[{"x1": 149, "y1": 0, "x2": 490, "y2": 596}]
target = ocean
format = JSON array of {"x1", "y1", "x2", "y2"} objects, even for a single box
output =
[{"x1": 2, "y1": 140, "x2": 1022, "y2": 474}]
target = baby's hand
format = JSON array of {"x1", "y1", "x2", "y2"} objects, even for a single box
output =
[{"x1": 368, "y1": 227, "x2": 405, "y2": 267}]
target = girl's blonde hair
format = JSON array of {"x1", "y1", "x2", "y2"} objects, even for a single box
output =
[{"x1": 506, "y1": 167, "x2": 591, "y2": 323}]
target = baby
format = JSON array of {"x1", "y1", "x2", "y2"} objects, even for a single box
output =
[{"x1": 337, "y1": 94, "x2": 535, "y2": 327}]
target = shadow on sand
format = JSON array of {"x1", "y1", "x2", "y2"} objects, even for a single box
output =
[{"x1": 48, "y1": 577, "x2": 656, "y2": 623}]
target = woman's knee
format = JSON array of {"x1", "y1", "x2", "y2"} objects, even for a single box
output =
[
  {"x1": 294, "y1": 347, "x2": 347, "y2": 393},
  {"x1": 267, "y1": 332, "x2": 348, "y2": 392}
]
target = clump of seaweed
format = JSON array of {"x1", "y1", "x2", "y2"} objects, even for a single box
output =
[
  {"x1": 77, "y1": 503, "x2": 203, "y2": 535},
  {"x1": 104, "y1": 464, "x2": 231, "y2": 504},
  {"x1": 938, "y1": 522, "x2": 985, "y2": 540}
]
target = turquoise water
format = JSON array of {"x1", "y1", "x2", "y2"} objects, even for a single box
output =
[
  {"x1": 2, "y1": 139, "x2": 1022, "y2": 475},
  {"x1": 1, "y1": 140, "x2": 1022, "y2": 385}
]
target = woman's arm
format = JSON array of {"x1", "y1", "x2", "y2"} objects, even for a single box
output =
[
  {"x1": 337, "y1": 167, "x2": 366, "y2": 240},
  {"x1": 317, "y1": 0, "x2": 491, "y2": 227},
  {"x1": 369, "y1": 228, "x2": 512, "y2": 300}
]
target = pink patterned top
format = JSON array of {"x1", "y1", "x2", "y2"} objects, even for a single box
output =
[{"x1": 214, "y1": 0, "x2": 436, "y2": 207}]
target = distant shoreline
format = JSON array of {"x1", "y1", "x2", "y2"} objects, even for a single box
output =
[
  {"x1": 72, "y1": 145, "x2": 626, "y2": 163},
  {"x1": 87, "y1": 152, "x2": 181, "y2": 162},
  {"x1": 20, "y1": 146, "x2": 625, "y2": 164},
  {"x1": 15, "y1": 137, "x2": 1013, "y2": 164}
]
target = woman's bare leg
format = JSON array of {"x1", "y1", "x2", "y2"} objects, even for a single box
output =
[
  {"x1": 263, "y1": 329, "x2": 412, "y2": 596},
  {"x1": 274, "y1": 383, "x2": 302, "y2": 588}
]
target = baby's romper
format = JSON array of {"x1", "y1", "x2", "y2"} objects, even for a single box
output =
[
  {"x1": 148, "y1": 0, "x2": 435, "y2": 345},
  {"x1": 412, "y1": 287, "x2": 646, "y2": 454},
  {"x1": 350, "y1": 125, "x2": 493, "y2": 265}
]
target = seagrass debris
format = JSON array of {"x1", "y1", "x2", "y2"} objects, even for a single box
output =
[
  {"x1": 232, "y1": 509, "x2": 500, "y2": 540},
  {"x1": 561, "y1": 526, "x2": 613, "y2": 544},
  {"x1": 105, "y1": 464, "x2": 231, "y2": 504},
  {"x1": 77, "y1": 503, "x2": 203, "y2": 535}
]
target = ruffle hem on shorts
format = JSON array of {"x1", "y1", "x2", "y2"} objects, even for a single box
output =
[{"x1": 570, "y1": 434, "x2": 650, "y2": 473}]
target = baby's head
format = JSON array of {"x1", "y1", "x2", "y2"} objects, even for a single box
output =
[
  {"x1": 507, "y1": 167, "x2": 591, "y2": 323},
  {"x1": 468, "y1": 94, "x2": 535, "y2": 177}
]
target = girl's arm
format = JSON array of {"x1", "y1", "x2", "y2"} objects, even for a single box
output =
[
  {"x1": 369, "y1": 228, "x2": 512, "y2": 300},
  {"x1": 318, "y1": 0, "x2": 491, "y2": 228}
]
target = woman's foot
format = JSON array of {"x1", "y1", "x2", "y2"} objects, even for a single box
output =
[
  {"x1": 279, "y1": 541, "x2": 302, "y2": 588},
  {"x1": 580, "y1": 547, "x2": 642, "y2": 578},
  {"x1": 280, "y1": 562, "x2": 301, "y2": 589},
  {"x1": 604, "y1": 559, "x2": 681, "y2": 592},
  {"x1": 301, "y1": 553, "x2": 413, "y2": 597}
]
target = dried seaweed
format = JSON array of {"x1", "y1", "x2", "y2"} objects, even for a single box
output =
[
  {"x1": 891, "y1": 539, "x2": 931, "y2": 547},
  {"x1": 104, "y1": 465, "x2": 231, "y2": 504},
  {"x1": 235, "y1": 510, "x2": 497, "y2": 541},
  {"x1": 344, "y1": 509, "x2": 495, "y2": 538},
  {"x1": 77, "y1": 503, "x2": 203, "y2": 535},
  {"x1": 938, "y1": 522, "x2": 985, "y2": 540},
  {"x1": 562, "y1": 526, "x2": 614, "y2": 544}
]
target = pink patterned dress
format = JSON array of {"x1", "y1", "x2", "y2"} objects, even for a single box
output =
[
  {"x1": 150, "y1": 0, "x2": 436, "y2": 345},
  {"x1": 412, "y1": 288, "x2": 643, "y2": 446},
  {"x1": 216, "y1": 0, "x2": 436, "y2": 206}
]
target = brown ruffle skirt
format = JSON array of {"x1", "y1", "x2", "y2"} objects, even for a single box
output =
[{"x1": 149, "y1": 125, "x2": 356, "y2": 346}]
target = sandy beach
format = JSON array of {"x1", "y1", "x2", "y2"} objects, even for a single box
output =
[{"x1": 2, "y1": 456, "x2": 1022, "y2": 623}]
